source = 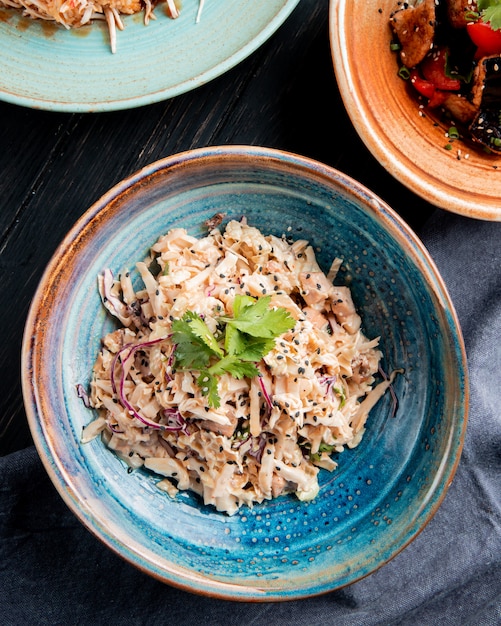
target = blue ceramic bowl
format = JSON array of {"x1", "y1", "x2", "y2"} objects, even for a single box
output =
[{"x1": 22, "y1": 146, "x2": 468, "y2": 600}]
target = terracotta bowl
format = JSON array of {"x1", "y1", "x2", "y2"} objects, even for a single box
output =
[
  {"x1": 22, "y1": 146, "x2": 468, "y2": 600},
  {"x1": 330, "y1": 0, "x2": 501, "y2": 221}
]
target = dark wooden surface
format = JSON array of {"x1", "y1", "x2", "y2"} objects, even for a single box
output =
[{"x1": 0, "y1": 0, "x2": 435, "y2": 456}]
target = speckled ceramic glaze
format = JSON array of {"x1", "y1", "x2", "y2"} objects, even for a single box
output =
[
  {"x1": 0, "y1": 0, "x2": 299, "y2": 112},
  {"x1": 330, "y1": 0, "x2": 501, "y2": 221},
  {"x1": 22, "y1": 146, "x2": 468, "y2": 600}
]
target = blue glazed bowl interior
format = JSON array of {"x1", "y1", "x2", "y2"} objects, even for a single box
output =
[{"x1": 23, "y1": 147, "x2": 467, "y2": 600}]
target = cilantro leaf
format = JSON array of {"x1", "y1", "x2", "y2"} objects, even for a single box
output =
[
  {"x1": 171, "y1": 319, "x2": 215, "y2": 370},
  {"x1": 223, "y1": 360, "x2": 261, "y2": 379},
  {"x1": 197, "y1": 358, "x2": 260, "y2": 408},
  {"x1": 223, "y1": 323, "x2": 245, "y2": 356},
  {"x1": 223, "y1": 295, "x2": 295, "y2": 339},
  {"x1": 209, "y1": 355, "x2": 260, "y2": 379},
  {"x1": 171, "y1": 295, "x2": 296, "y2": 408},
  {"x1": 233, "y1": 336, "x2": 277, "y2": 362},
  {"x1": 179, "y1": 310, "x2": 223, "y2": 356},
  {"x1": 232, "y1": 294, "x2": 256, "y2": 317},
  {"x1": 197, "y1": 370, "x2": 220, "y2": 408},
  {"x1": 479, "y1": 0, "x2": 501, "y2": 30},
  {"x1": 224, "y1": 323, "x2": 276, "y2": 360},
  {"x1": 173, "y1": 339, "x2": 214, "y2": 370}
]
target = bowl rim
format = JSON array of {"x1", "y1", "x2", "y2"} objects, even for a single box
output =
[
  {"x1": 329, "y1": 0, "x2": 501, "y2": 221},
  {"x1": 21, "y1": 145, "x2": 469, "y2": 600}
]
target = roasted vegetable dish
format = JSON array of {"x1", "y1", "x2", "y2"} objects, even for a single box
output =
[{"x1": 390, "y1": 0, "x2": 501, "y2": 153}]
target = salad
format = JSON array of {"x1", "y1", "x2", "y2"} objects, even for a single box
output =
[
  {"x1": 390, "y1": 0, "x2": 501, "y2": 152},
  {"x1": 80, "y1": 218, "x2": 398, "y2": 515}
]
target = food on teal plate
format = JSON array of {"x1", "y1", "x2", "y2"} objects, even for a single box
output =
[{"x1": 0, "y1": 0, "x2": 205, "y2": 53}]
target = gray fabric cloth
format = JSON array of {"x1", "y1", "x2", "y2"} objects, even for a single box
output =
[{"x1": 1, "y1": 210, "x2": 500, "y2": 625}]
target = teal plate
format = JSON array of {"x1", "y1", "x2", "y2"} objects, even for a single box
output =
[
  {"x1": 0, "y1": 0, "x2": 299, "y2": 112},
  {"x1": 22, "y1": 146, "x2": 468, "y2": 600}
]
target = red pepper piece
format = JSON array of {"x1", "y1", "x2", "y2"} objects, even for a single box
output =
[
  {"x1": 428, "y1": 90, "x2": 448, "y2": 109},
  {"x1": 421, "y1": 47, "x2": 461, "y2": 91},
  {"x1": 467, "y1": 21, "x2": 501, "y2": 57},
  {"x1": 410, "y1": 69, "x2": 436, "y2": 98}
]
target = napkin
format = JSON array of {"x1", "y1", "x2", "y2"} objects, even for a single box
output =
[{"x1": 1, "y1": 210, "x2": 500, "y2": 625}]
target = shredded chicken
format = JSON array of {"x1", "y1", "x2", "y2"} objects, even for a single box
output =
[
  {"x1": 0, "y1": 0, "x2": 205, "y2": 53},
  {"x1": 82, "y1": 219, "x2": 399, "y2": 515}
]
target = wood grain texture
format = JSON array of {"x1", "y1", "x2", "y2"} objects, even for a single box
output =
[{"x1": 0, "y1": 0, "x2": 434, "y2": 455}]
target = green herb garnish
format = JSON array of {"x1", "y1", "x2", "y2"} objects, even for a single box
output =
[
  {"x1": 171, "y1": 295, "x2": 295, "y2": 408},
  {"x1": 398, "y1": 66, "x2": 411, "y2": 80},
  {"x1": 333, "y1": 386, "x2": 347, "y2": 408},
  {"x1": 479, "y1": 0, "x2": 501, "y2": 30},
  {"x1": 310, "y1": 442, "x2": 337, "y2": 463}
]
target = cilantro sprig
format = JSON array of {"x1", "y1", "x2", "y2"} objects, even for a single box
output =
[
  {"x1": 477, "y1": 0, "x2": 501, "y2": 31},
  {"x1": 171, "y1": 295, "x2": 295, "y2": 408}
]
